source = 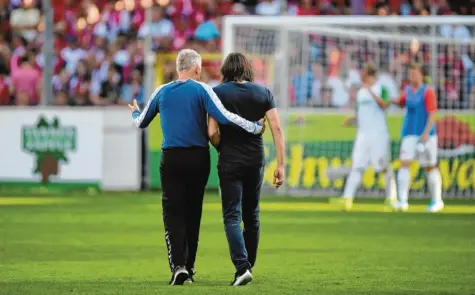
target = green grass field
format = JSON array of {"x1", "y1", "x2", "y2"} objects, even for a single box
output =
[{"x1": 1, "y1": 193, "x2": 474, "y2": 295}]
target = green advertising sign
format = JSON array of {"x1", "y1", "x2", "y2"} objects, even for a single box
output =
[
  {"x1": 22, "y1": 117, "x2": 77, "y2": 185},
  {"x1": 0, "y1": 111, "x2": 103, "y2": 194}
]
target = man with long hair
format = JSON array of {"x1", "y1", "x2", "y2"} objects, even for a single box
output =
[
  {"x1": 208, "y1": 53, "x2": 286, "y2": 286},
  {"x1": 128, "y1": 49, "x2": 264, "y2": 285}
]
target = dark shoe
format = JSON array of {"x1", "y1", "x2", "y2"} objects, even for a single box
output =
[
  {"x1": 186, "y1": 268, "x2": 196, "y2": 283},
  {"x1": 169, "y1": 266, "x2": 189, "y2": 285},
  {"x1": 231, "y1": 269, "x2": 253, "y2": 286}
]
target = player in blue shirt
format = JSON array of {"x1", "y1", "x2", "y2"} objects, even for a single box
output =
[
  {"x1": 208, "y1": 53, "x2": 285, "y2": 286},
  {"x1": 128, "y1": 49, "x2": 264, "y2": 285},
  {"x1": 392, "y1": 64, "x2": 443, "y2": 213}
]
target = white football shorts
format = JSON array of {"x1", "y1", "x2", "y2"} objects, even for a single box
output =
[
  {"x1": 351, "y1": 133, "x2": 391, "y2": 172},
  {"x1": 399, "y1": 135, "x2": 438, "y2": 167}
]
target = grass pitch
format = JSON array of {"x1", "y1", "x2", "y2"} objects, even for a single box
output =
[{"x1": 1, "y1": 193, "x2": 474, "y2": 295}]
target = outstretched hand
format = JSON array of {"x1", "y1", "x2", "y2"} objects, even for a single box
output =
[{"x1": 128, "y1": 99, "x2": 140, "y2": 113}]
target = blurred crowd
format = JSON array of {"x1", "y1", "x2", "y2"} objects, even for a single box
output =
[
  {"x1": 0, "y1": 0, "x2": 473, "y2": 107},
  {"x1": 287, "y1": 24, "x2": 475, "y2": 109}
]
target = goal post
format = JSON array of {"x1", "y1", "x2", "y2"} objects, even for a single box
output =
[{"x1": 222, "y1": 16, "x2": 475, "y2": 198}]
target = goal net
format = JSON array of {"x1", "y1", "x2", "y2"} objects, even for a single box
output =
[{"x1": 223, "y1": 16, "x2": 475, "y2": 198}]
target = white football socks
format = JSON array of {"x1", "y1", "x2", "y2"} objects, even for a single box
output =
[
  {"x1": 385, "y1": 168, "x2": 397, "y2": 200},
  {"x1": 343, "y1": 170, "x2": 362, "y2": 199},
  {"x1": 427, "y1": 168, "x2": 442, "y2": 202},
  {"x1": 397, "y1": 167, "x2": 410, "y2": 203}
]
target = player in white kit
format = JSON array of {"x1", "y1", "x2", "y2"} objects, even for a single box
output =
[{"x1": 339, "y1": 63, "x2": 397, "y2": 211}]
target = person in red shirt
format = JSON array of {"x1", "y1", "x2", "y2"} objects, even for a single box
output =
[
  {"x1": 296, "y1": 0, "x2": 319, "y2": 15},
  {"x1": 173, "y1": 16, "x2": 194, "y2": 50},
  {"x1": 10, "y1": 54, "x2": 41, "y2": 105}
]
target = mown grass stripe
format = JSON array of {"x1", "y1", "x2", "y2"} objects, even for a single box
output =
[
  {"x1": 203, "y1": 202, "x2": 475, "y2": 214},
  {"x1": 0, "y1": 198, "x2": 73, "y2": 206}
]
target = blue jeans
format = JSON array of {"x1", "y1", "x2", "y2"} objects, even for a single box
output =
[{"x1": 218, "y1": 164, "x2": 264, "y2": 272}]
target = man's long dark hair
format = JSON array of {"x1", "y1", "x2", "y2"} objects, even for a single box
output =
[{"x1": 220, "y1": 52, "x2": 255, "y2": 83}]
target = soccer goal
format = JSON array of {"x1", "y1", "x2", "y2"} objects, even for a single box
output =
[{"x1": 222, "y1": 16, "x2": 475, "y2": 198}]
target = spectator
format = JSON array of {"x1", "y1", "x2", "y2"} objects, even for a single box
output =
[
  {"x1": 69, "y1": 59, "x2": 91, "y2": 102},
  {"x1": 231, "y1": 3, "x2": 249, "y2": 15},
  {"x1": 173, "y1": 16, "x2": 194, "y2": 50},
  {"x1": 293, "y1": 0, "x2": 319, "y2": 15},
  {"x1": 99, "y1": 66, "x2": 122, "y2": 105},
  {"x1": 52, "y1": 69, "x2": 71, "y2": 94},
  {"x1": 194, "y1": 17, "x2": 221, "y2": 44},
  {"x1": 122, "y1": 41, "x2": 144, "y2": 82},
  {"x1": 291, "y1": 65, "x2": 313, "y2": 106},
  {"x1": 0, "y1": 36, "x2": 11, "y2": 75},
  {"x1": 54, "y1": 90, "x2": 69, "y2": 106},
  {"x1": 97, "y1": 50, "x2": 114, "y2": 87},
  {"x1": 0, "y1": 72, "x2": 9, "y2": 105},
  {"x1": 440, "y1": 22, "x2": 472, "y2": 41},
  {"x1": 61, "y1": 36, "x2": 87, "y2": 74},
  {"x1": 255, "y1": 0, "x2": 281, "y2": 15},
  {"x1": 16, "y1": 90, "x2": 30, "y2": 105},
  {"x1": 237, "y1": 0, "x2": 258, "y2": 11},
  {"x1": 435, "y1": 0, "x2": 452, "y2": 15},
  {"x1": 10, "y1": 54, "x2": 41, "y2": 105},
  {"x1": 121, "y1": 68, "x2": 144, "y2": 106},
  {"x1": 138, "y1": 6, "x2": 174, "y2": 51},
  {"x1": 0, "y1": 0, "x2": 10, "y2": 34},
  {"x1": 36, "y1": 46, "x2": 65, "y2": 75},
  {"x1": 319, "y1": 0, "x2": 338, "y2": 15},
  {"x1": 376, "y1": 3, "x2": 389, "y2": 15},
  {"x1": 412, "y1": 0, "x2": 427, "y2": 15},
  {"x1": 252, "y1": 58, "x2": 267, "y2": 86},
  {"x1": 72, "y1": 92, "x2": 92, "y2": 106},
  {"x1": 399, "y1": 0, "x2": 412, "y2": 15},
  {"x1": 90, "y1": 34, "x2": 107, "y2": 64},
  {"x1": 310, "y1": 64, "x2": 322, "y2": 105},
  {"x1": 0, "y1": 0, "x2": 470, "y2": 111},
  {"x1": 9, "y1": 0, "x2": 41, "y2": 42},
  {"x1": 113, "y1": 35, "x2": 130, "y2": 68},
  {"x1": 9, "y1": 34, "x2": 27, "y2": 73},
  {"x1": 86, "y1": 52, "x2": 103, "y2": 97}
]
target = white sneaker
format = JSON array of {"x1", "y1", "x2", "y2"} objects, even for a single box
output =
[
  {"x1": 426, "y1": 200, "x2": 444, "y2": 213},
  {"x1": 231, "y1": 269, "x2": 253, "y2": 286},
  {"x1": 384, "y1": 196, "x2": 397, "y2": 207},
  {"x1": 392, "y1": 201, "x2": 409, "y2": 212}
]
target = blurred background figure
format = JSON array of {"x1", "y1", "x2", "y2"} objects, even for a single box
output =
[{"x1": 9, "y1": 54, "x2": 40, "y2": 105}]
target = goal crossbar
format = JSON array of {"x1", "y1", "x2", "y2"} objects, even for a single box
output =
[
  {"x1": 223, "y1": 16, "x2": 475, "y2": 57},
  {"x1": 298, "y1": 26, "x2": 475, "y2": 45},
  {"x1": 223, "y1": 15, "x2": 475, "y2": 28}
]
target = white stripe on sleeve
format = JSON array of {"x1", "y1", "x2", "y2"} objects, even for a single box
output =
[
  {"x1": 132, "y1": 82, "x2": 170, "y2": 127},
  {"x1": 197, "y1": 81, "x2": 261, "y2": 134}
]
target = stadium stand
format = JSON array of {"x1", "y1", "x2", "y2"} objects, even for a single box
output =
[{"x1": 0, "y1": 0, "x2": 473, "y2": 107}]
